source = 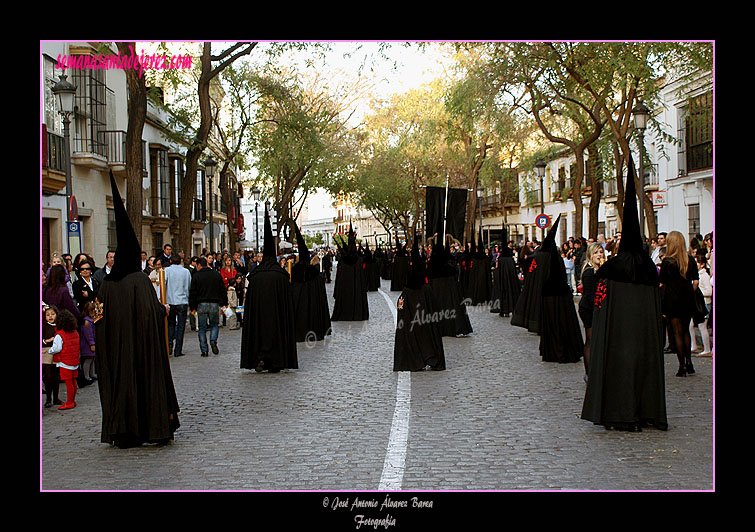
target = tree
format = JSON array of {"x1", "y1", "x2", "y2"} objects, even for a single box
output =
[
  {"x1": 248, "y1": 65, "x2": 367, "y2": 242},
  {"x1": 151, "y1": 42, "x2": 257, "y2": 263},
  {"x1": 115, "y1": 42, "x2": 147, "y2": 244},
  {"x1": 543, "y1": 41, "x2": 712, "y2": 240}
]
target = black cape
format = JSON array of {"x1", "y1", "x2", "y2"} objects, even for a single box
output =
[
  {"x1": 291, "y1": 259, "x2": 332, "y2": 343},
  {"x1": 497, "y1": 255, "x2": 521, "y2": 317},
  {"x1": 331, "y1": 257, "x2": 370, "y2": 321},
  {"x1": 581, "y1": 155, "x2": 667, "y2": 430},
  {"x1": 393, "y1": 284, "x2": 446, "y2": 371},
  {"x1": 427, "y1": 244, "x2": 472, "y2": 337},
  {"x1": 539, "y1": 241, "x2": 583, "y2": 363},
  {"x1": 240, "y1": 260, "x2": 298, "y2": 371},
  {"x1": 580, "y1": 280, "x2": 668, "y2": 430},
  {"x1": 95, "y1": 272, "x2": 180, "y2": 447},
  {"x1": 390, "y1": 254, "x2": 409, "y2": 291},
  {"x1": 364, "y1": 248, "x2": 381, "y2": 292},
  {"x1": 510, "y1": 249, "x2": 548, "y2": 333},
  {"x1": 465, "y1": 254, "x2": 492, "y2": 306}
]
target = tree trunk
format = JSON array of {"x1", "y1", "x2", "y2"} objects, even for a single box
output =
[
  {"x1": 587, "y1": 146, "x2": 601, "y2": 240},
  {"x1": 117, "y1": 42, "x2": 147, "y2": 246}
]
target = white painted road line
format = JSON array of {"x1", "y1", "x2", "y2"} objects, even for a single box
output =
[{"x1": 378, "y1": 288, "x2": 411, "y2": 491}]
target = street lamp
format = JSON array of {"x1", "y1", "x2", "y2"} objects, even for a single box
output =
[
  {"x1": 252, "y1": 187, "x2": 261, "y2": 252},
  {"x1": 534, "y1": 160, "x2": 547, "y2": 241},
  {"x1": 51, "y1": 73, "x2": 77, "y2": 254},
  {"x1": 632, "y1": 100, "x2": 649, "y2": 244},
  {"x1": 476, "y1": 185, "x2": 484, "y2": 247},
  {"x1": 204, "y1": 156, "x2": 217, "y2": 253}
]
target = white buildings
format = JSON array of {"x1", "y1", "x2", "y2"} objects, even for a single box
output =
[
  {"x1": 479, "y1": 68, "x2": 713, "y2": 251},
  {"x1": 41, "y1": 41, "x2": 241, "y2": 268}
]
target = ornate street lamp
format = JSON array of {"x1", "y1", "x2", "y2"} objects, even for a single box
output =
[
  {"x1": 476, "y1": 185, "x2": 484, "y2": 246},
  {"x1": 204, "y1": 156, "x2": 217, "y2": 252},
  {"x1": 534, "y1": 159, "x2": 547, "y2": 241},
  {"x1": 52, "y1": 73, "x2": 77, "y2": 254},
  {"x1": 632, "y1": 101, "x2": 649, "y2": 243},
  {"x1": 252, "y1": 187, "x2": 261, "y2": 252}
]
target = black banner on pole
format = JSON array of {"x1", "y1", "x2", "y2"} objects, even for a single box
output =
[
  {"x1": 425, "y1": 186, "x2": 467, "y2": 245},
  {"x1": 425, "y1": 186, "x2": 446, "y2": 242},
  {"x1": 445, "y1": 187, "x2": 467, "y2": 244}
]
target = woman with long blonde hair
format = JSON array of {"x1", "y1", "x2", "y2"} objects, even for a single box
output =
[
  {"x1": 659, "y1": 231, "x2": 699, "y2": 376},
  {"x1": 577, "y1": 242, "x2": 605, "y2": 382}
]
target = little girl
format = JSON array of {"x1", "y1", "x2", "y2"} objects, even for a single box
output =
[
  {"x1": 42, "y1": 305, "x2": 62, "y2": 408},
  {"x1": 78, "y1": 301, "x2": 97, "y2": 386},
  {"x1": 48, "y1": 309, "x2": 80, "y2": 410}
]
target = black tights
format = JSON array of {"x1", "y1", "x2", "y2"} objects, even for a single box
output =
[
  {"x1": 670, "y1": 317, "x2": 691, "y2": 368},
  {"x1": 583, "y1": 327, "x2": 592, "y2": 374},
  {"x1": 43, "y1": 364, "x2": 60, "y2": 403}
]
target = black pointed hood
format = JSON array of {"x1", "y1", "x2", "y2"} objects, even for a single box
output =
[
  {"x1": 293, "y1": 221, "x2": 310, "y2": 264},
  {"x1": 596, "y1": 155, "x2": 658, "y2": 285},
  {"x1": 541, "y1": 214, "x2": 561, "y2": 254},
  {"x1": 363, "y1": 241, "x2": 374, "y2": 263},
  {"x1": 618, "y1": 156, "x2": 643, "y2": 255},
  {"x1": 406, "y1": 231, "x2": 426, "y2": 289},
  {"x1": 394, "y1": 233, "x2": 406, "y2": 257},
  {"x1": 107, "y1": 170, "x2": 142, "y2": 282},
  {"x1": 541, "y1": 214, "x2": 571, "y2": 296},
  {"x1": 262, "y1": 203, "x2": 277, "y2": 261},
  {"x1": 475, "y1": 230, "x2": 486, "y2": 259}
]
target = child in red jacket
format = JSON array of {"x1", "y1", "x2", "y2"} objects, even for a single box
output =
[{"x1": 48, "y1": 309, "x2": 80, "y2": 410}]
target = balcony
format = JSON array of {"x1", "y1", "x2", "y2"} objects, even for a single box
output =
[
  {"x1": 101, "y1": 130, "x2": 127, "y2": 175},
  {"x1": 42, "y1": 124, "x2": 67, "y2": 194},
  {"x1": 71, "y1": 132, "x2": 108, "y2": 170}
]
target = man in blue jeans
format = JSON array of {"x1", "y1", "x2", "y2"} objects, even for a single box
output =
[
  {"x1": 164, "y1": 254, "x2": 192, "y2": 357},
  {"x1": 189, "y1": 256, "x2": 228, "y2": 356}
]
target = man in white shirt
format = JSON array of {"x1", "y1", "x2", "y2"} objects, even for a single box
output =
[{"x1": 93, "y1": 250, "x2": 115, "y2": 284}]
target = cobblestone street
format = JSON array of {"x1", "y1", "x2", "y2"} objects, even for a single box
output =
[{"x1": 41, "y1": 278, "x2": 713, "y2": 493}]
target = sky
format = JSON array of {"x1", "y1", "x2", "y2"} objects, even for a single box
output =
[
  {"x1": 140, "y1": 41, "x2": 454, "y2": 221},
  {"x1": 296, "y1": 42, "x2": 453, "y2": 219}
]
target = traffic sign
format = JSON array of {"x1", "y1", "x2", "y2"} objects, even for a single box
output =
[
  {"x1": 535, "y1": 213, "x2": 551, "y2": 229},
  {"x1": 69, "y1": 195, "x2": 78, "y2": 221}
]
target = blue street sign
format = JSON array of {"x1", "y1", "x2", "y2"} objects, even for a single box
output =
[
  {"x1": 67, "y1": 221, "x2": 81, "y2": 256},
  {"x1": 535, "y1": 213, "x2": 551, "y2": 229}
]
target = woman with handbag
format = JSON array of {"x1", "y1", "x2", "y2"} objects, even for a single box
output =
[{"x1": 659, "y1": 231, "x2": 699, "y2": 377}]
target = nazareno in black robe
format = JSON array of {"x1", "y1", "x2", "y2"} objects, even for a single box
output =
[
  {"x1": 427, "y1": 242, "x2": 472, "y2": 337},
  {"x1": 331, "y1": 227, "x2": 369, "y2": 321},
  {"x1": 291, "y1": 224, "x2": 332, "y2": 343},
  {"x1": 390, "y1": 244, "x2": 409, "y2": 292},
  {"x1": 95, "y1": 171, "x2": 179, "y2": 448},
  {"x1": 538, "y1": 233, "x2": 583, "y2": 364},
  {"x1": 241, "y1": 259, "x2": 299, "y2": 372},
  {"x1": 363, "y1": 244, "x2": 381, "y2": 291},
  {"x1": 510, "y1": 248, "x2": 547, "y2": 334},
  {"x1": 581, "y1": 156, "x2": 667, "y2": 431},
  {"x1": 465, "y1": 234, "x2": 492, "y2": 307},
  {"x1": 96, "y1": 272, "x2": 181, "y2": 447},
  {"x1": 240, "y1": 206, "x2": 298, "y2": 372},
  {"x1": 497, "y1": 248, "x2": 521, "y2": 317},
  {"x1": 393, "y1": 236, "x2": 446, "y2": 371}
]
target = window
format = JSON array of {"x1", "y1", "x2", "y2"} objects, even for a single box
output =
[
  {"x1": 71, "y1": 62, "x2": 107, "y2": 156},
  {"x1": 43, "y1": 55, "x2": 63, "y2": 134},
  {"x1": 170, "y1": 157, "x2": 184, "y2": 217},
  {"x1": 679, "y1": 90, "x2": 713, "y2": 174},
  {"x1": 150, "y1": 148, "x2": 170, "y2": 217},
  {"x1": 688, "y1": 204, "x2": 700, "y2": 242},
  {"x1": 194, "y1": 169, "x2": 206, "y2": 221},
  {"x1": 107, "y1": 207, "x2": 117, "y2": 251}
]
